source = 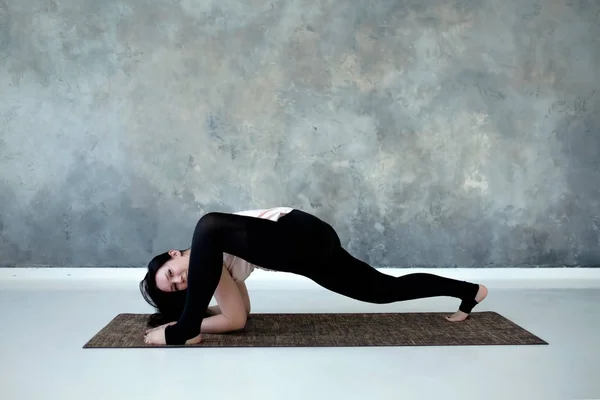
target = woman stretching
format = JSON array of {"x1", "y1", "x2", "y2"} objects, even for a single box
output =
[{"x1": 140, "y1": 207, "x2": 488, "y2": 345}]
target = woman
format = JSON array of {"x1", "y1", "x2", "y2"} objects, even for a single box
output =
[{"x1": 140, "y1": 207, "x2": 488, "y2": 345}]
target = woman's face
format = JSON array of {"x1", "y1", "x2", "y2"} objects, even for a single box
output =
[{"x1": 155, "y1": 250, "x2": 189, "y2": 292}]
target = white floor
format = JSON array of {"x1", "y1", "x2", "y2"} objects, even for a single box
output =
[{"x1": 1, "y1": 269, "x2": 600, "y2": 400}]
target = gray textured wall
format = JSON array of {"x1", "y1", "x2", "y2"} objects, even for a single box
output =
[{"x1": 1, "y1": 0, "x2": 599, "y2": 268}]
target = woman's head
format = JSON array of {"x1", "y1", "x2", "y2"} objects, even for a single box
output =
[
  {"x1": 154, "y1": 249, "x2": 190, "y2": 292},
  {"x1": 139, "y1": 249, "x2": 191, "y2": 327}
]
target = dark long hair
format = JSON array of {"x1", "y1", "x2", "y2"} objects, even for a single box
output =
[{"x1": 139, "y1": 249, "x2": 211, "y2": 327}]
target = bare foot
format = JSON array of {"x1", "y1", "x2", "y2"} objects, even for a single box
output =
[{"x1": 445, "y1": 284, "x2": 488, "y2": 322}]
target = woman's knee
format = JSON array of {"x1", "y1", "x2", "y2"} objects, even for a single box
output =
[{"x1": 193, "y1": 212, "x2": 225, "y2": 237}]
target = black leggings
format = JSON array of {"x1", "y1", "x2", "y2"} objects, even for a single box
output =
[{"x1": 164, "y1": 209, "x2": 480, "y2": 345}]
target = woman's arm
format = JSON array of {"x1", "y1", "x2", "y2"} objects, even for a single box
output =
[
  {"x1": 198, "y1": 266, "x2": 249, "y2": 334},
  {"x1": 236, "y1": 280, "x2": 251, "y2": 315},
  {"x1": 206, "y1": 280, "x2": 251, "y2": 316}
]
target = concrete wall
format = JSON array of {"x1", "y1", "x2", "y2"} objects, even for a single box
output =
[{"x1": 1, "y1": 0, "x2": 599, "y2": 268}]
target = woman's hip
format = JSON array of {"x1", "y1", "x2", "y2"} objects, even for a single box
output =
[{"x1": 277, "y1": 209, "x2": 341, "y2": 259}]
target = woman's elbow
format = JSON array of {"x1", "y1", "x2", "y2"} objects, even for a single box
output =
[{"x1": 231, "y1": 313, "x2": 247, "y2": 331}]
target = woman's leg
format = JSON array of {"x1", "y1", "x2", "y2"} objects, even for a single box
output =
[
  {"x1": 164, "y1": 211, "x2": 318, "y2": 345},
  {"x1": 272, "y1": 210, "x2": 485, "y2": 315},
  {"x1": 273, "y1": 211, "x2": 487, "y2": 316},
  {"x1": 306, "y1": 247, "x2": 485, "y2": 316}
]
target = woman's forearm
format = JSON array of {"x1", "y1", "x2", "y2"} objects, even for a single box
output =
[{"x1": 200, "y1": 313, "x2": 246, "y2": 334}]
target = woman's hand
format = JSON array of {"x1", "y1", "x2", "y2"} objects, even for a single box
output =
[{"x1": 144, "y1": 325, "x2": 168, "y2": 345}]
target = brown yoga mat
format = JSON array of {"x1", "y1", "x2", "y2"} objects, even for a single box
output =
[{"x1": 83, "y1": 312, "x2": 547, "y2": 348}]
